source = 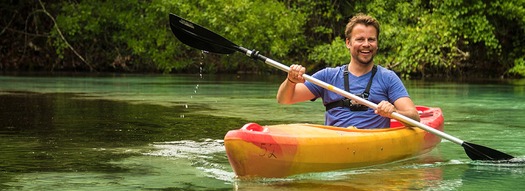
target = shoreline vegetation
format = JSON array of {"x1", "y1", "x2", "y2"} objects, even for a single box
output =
[{"x1": 1, "y1": 0, "x2": 524, "y2": 79}]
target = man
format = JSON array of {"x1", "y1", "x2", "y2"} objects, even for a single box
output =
[{"x1": 276, "y1": 13, "x2": 420, "y2": 129}]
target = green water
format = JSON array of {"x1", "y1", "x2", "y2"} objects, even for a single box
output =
[{"x1": 1, "y1": 73, "x2": 524, "y2": 190}]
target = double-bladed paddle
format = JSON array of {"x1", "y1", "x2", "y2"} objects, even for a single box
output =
[{"x1": 168, "y1": 13, "x2": 514, "y2": 161}]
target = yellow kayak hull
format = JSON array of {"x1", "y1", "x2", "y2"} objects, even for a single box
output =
[{"x1": 224, "y1": 106, "x2": 444, "y2": 178}]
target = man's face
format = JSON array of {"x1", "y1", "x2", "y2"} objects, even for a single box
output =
[{"x1": 345, "y1": 24, "x2": 378, "y2": 65}]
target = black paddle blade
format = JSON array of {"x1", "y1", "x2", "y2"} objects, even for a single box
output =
[
  {"x1": 462, "y1": 142, "x2": 514, "y2": 161},
  {"x1": 169, "y1": 13, "x2": 237, "y2": 54}
]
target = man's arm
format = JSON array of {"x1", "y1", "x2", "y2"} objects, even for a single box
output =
[
  {"x1": 276, "y1": 81, "x2": 315, "y2": 104},
  {"x1": 392, "y1": 97, "x2": 420, "y2": 122},
  {"x1": 276, "y1": 64, "x2": 316, "y2": 104},
  {"x1": 375, "y1": 97, "x2": 420, "y2": 124}
]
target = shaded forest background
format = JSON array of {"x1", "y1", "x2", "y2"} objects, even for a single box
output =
[{"x1": 1, "y1": 0, "x2": 524, "y2": 78}]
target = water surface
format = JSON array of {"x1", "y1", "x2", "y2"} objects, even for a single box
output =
[{"x1": 1, "y1": 73, "x2": 524, "y2": 190}]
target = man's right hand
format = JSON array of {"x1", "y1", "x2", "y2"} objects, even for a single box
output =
[{"x1": 287, "y1": 64, "x2": 306, "y2": 84}]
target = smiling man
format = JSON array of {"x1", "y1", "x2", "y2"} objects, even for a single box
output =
[{"x1": 276, "y1": 13, "x2": 420, "y2": 129}]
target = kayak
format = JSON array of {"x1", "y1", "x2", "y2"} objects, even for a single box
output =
[{"x1": 224, "y1": 106, "x2": 444, "y2": 178}]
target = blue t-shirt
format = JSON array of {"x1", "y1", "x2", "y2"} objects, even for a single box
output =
[{"x1": 304, "y1": 65, "x2": 409, "y2": 129}]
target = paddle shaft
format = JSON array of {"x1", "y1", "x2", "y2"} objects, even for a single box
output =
[{"x1": 239, "y1": 47, "x2": 465, "y2": 145}]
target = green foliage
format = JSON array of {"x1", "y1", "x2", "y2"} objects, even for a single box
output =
[
  {"x1": 49, "y1": 0, "x2": 306, "y2": 73},
  {"x1": 7, "y1": 0, "x2": 524, "y2": 77},
  {"x1": 510, "y1": 58, "x2": 525, "y2": 76},
  {"x1": 49, "y1": 1, "x2": 194, "y2": 71},
  {"x1": 308, "y1": 37, "x2": 348, "y2": 66}
]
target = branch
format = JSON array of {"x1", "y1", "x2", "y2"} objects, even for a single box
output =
[
  {"x1": 0, "y1": 11, "x2": 17, "y2": 36},
  {"x1": 38, "y1": 0, "x2": 94, "y2": 71}
]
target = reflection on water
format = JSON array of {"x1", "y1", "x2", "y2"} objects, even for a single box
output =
[
  {"x1": 1, "y1": 74, "x2": 524, "y2": 190},
  {"x1": 231, "y1": 154, "x2": 446, "y2": 190},
  {"x1": 4, "y1": 155, "x2": 232, "y2": 190},
  {"x1": 231, "y1": 158, "x2": 525, "y2": 191},
  {"x1": 0, "y1": 90, "x2": 243, "y2": 190}
]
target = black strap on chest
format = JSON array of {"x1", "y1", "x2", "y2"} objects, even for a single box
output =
[{"x1": 325, "y1": 65, "x2": 377, "y2": 111}]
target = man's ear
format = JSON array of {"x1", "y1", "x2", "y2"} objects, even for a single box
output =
[{"x1": 345, "y1": 38, "x2": 352, "y2": 49}]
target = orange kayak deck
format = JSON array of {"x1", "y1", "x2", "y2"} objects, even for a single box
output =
[{"x1": 224, "y1": 106, "x2": 444, "y2": 178}]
